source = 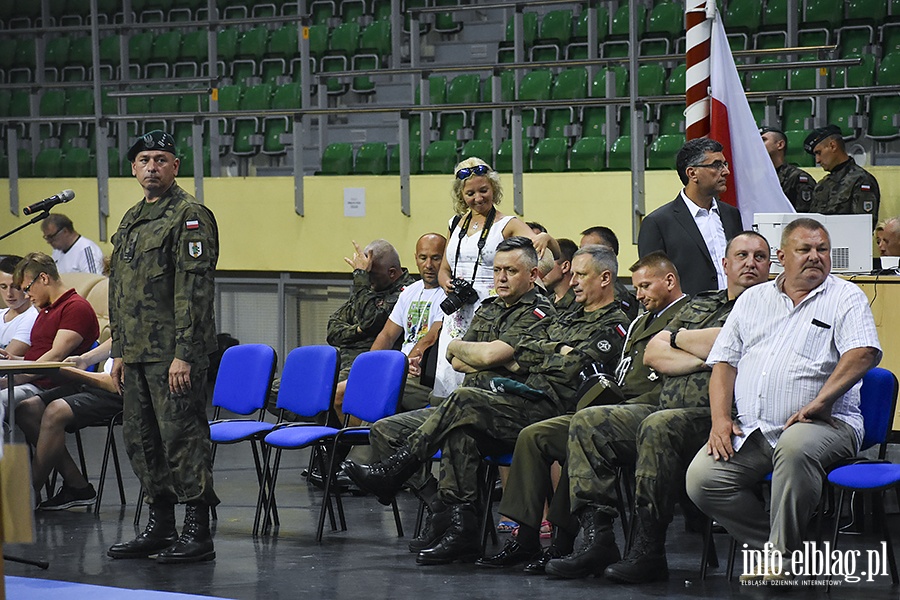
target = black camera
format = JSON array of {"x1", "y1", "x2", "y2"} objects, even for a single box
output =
[{"x1": 440, "y1": 278, "x2": 479, "y2": 315}]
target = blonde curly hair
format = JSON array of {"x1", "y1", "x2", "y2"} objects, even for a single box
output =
[{"x1": 451, "y1": 157, "x2": 503, "y2": 216}]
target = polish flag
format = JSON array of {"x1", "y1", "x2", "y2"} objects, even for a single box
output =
[{"x1": 708, "y1": 9, "x2": 794, "y2": 228}]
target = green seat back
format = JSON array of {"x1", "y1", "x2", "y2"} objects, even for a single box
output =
[
  {"x1": 422, "y1": 140, "x2": 458, "y2": 174},
  {"x1": 573, "y1": 6, "x2": 609, "y2": 43},
  {"x1": 552, "y1": 68, "x2": 588, "y2": 100},
  {"x1": 238, "y1": 26, "x2": 270, "y2": 59},
  {"x1": 151, "y1": 30, "x2": 182, "y2": 63},
  {"x1": 530, "y1": 138, "x2": 568, "y2": 172},
  {"x1": 607, "y1": 135, "x2": 631, "y2": 170},
  {"x1": 518, "y1": 69, "x2": 552, "y2": 101},
  {"x1": 268, "y1": 25, "x2": 299, "y2": 60},
  {"x1": 591, "y1": 66, "x2": 628, "y2": 98},
  {"x1": 648, "y1": 134, "x2": 685, "y2": 169},
  {"x1": 647, "y1": 2, "x2": 682, "y2": 39},
  {"x1": 461, "y1": 140, "x2": 493, "y2": 163},
  {"x1": 354, "y1": 142, "x2": 388, "y2": 175},
  {"x1": 321, "y1": 142, "x2": 354, "y2": 175},
  {"x1": 539, "y1": 10, "x2": 573, "y2": 45},
  {"x1": 569, "y1": 136, "x2": 606, "y2": 171}
]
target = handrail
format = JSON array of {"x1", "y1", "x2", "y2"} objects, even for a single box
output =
[
  {"x1": 0, "y1": 12, "x2": 305, "y2": 36},
  {"x1": 410, "y1": 0, "x2": 580, "y2": 15},
  {"x1": 1, "y1": 84, "x2": 896, "y2": 126}
]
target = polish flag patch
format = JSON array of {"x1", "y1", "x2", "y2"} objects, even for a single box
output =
[
  {"x1": 533, "y1": 308, "x2": 547, "y2": 319},
  {"x1": 615, "y1": 324, "x2": 627, "y2": 338},
  {"x1": 185, "y1": 219, "x2": 200, "y2": 230},
  {"x1": 860, "y1": 184, "x2": 871, "y2": 191}
]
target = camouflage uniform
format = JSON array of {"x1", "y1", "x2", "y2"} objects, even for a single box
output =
[
  {"x1": 615, "y1": 280, "x2": 639, "y2": 322},
  {"x1": 553, "y1": 287, "x2": 577, "y2": 313},
  {"x1": 809, "y1": 157, "x2": 880, "y2": 226},
  {"x1": 369, "y1": 289, "x2": 556, "y2": 496},
  {"x1": 500, "y1": 295, "x2": 690, "y2": 533},
  {"x1": 109, "y1": 183, "x2": 220, "y2": 506},
  {"x1": 326, "y1": 268, "x2": 415, "y2": 377},
  {"x1": 776, "y1": 162, "x2": 815, "y2": 212},
  {"x1": 567, "y1": 290, "x2": 735, "y2": 526}
]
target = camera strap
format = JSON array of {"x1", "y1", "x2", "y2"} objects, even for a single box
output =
[{"x1": 451, "y1": 206, "x2": 497, "y2": 285}]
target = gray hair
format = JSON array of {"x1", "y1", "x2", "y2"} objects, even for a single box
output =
[
  {"x1": 365, "y1": 239, "x2": 402, "y2": 270},
  {"x1": 573, "y1": 244, "x2": 618, "y2": 282},
  {"x1": 781, "y1": 217, "x2": 830, "y2": 249}
]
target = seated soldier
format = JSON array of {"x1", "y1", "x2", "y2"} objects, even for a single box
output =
[
  {"x1": 1, "y1": 253, "x2": 99, "y2": 410},
  {"x1": 476, "y1": 251, "x2": 688, "y2": 571},
  {"x1": 18, "y1": 339, "x2": 121, "y2": 510},
  {"x1": 344, "y1": 240, "x2": 630, "y2": 566},
  {"x1": 545, "y1": 231, "x2": 771, "y2": 581},
  {"x1": 580, "y1": 226, "x2": 639, "y2": 321}
]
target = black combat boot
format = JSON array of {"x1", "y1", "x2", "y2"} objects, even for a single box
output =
[
  {"x1": 341, "y1": 447, "x2": 421, "y2": 506},
  {"x1": 416, "y1": 503, "x2": 481, "y2": 565},
  {"x1": 544, "y1": 506, "x2": 620, "y2": 579},
  {"x1": 108, "y1": 503, "x2": 177, "y2": 559},
  {"x1": 156, "y1": 502, "x2": 216, "y2": 564},
  {"x1": 604, "y1": 507, "x2": 669, "y2": 584},
  {"x1": 409, "y1": 501, "x2": 451, "y2": 553}
]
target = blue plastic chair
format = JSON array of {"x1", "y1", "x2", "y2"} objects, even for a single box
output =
[
  {"x1": 253, "y1": 345, "x2": 339, "y2": 535},
  {"x1": 826, "y1": 368, "x2": 900, "y2": 586},
  {"x1": 262, "y1": 349, "x2": 408, "y2": 541}
]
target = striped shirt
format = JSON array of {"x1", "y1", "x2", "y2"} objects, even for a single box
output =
[
  {"x1": 53, "y1": 235, "x2": 104, "y2": 274},
  {"x1": 707, "y1": 274, "x2": 881, "y2": 451}
]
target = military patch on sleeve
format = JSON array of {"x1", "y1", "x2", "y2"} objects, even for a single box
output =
[
  {"x1": 614, "y1": 324, "x2": 627, "y2": 338},
  {"x1": 863, "y1": 200, "x2": 873, "y2": 213},
  {"x1": 185, "y1": 219, "x2": 200, "y2": 230},
  {"x1": 533, "y1": 308, "x2": 547, "y2": 319},
  {"x1": 802, "y1": 190, "x2": 811, "y2": 202},
  {"x1": 860, "y1": 184, "x2": 871, "y2": 192},
  {"x1": 188, "y1": 241, "x2": 203, "y2": 258},
  {"x1": 799, "y1": 175, "x2": 809, "y2": 183},
  {"x1": 597, "y1": 339, "x2": 612, "y2": 353}
]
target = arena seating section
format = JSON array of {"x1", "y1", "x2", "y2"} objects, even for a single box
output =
[{"x1": 0, "y1": 0, "x2": 898, "y2": 178}]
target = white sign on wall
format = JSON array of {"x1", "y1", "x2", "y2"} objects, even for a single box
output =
[{"x1": 344, "y1": 188, "x2": 366, "y2": 217}]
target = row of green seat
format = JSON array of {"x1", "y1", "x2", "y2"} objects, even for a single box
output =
[{"x1": 2, "y1": 144, "x2": 208, "y2": 178}]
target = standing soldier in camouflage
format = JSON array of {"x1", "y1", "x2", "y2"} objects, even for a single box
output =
[
  {"x1": 804, "y1": 124, "x2": 880, "y2": 226},
  {"x1": 344, "y1": 240, "x2": 629, "y2": 565},
  {"x1": 107, "y1": 131, "x2": 220, "y2": 564},
  {"x1": 760, "y1": 126, "x2": 815, "y2": 212},
  {"x1": 476, "y1": 251, "x2": 689, "y2": 572},
  {"x1": 545, "y1": 232, "x2": 771, "y2": 582}
]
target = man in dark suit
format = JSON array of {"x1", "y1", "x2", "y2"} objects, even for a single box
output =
[
  {"x1": 637, "y1": 138, "x2": 743, "y2": 296},
  {"x1": 475, "y1": 251, "x2": 688, "y2": 572}
]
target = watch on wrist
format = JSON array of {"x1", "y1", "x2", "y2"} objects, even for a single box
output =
[{"x1": 670, "y1": 329, "x2": 680, "y2": 350}]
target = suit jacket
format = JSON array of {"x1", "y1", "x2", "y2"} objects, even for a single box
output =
[{"x1": 637, "y1": 194, "x2": 743, "y2": 297}]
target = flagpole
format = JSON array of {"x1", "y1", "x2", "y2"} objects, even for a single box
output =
[{"x1": 684, "y1": 0, "x2": 714, "y2": 140}]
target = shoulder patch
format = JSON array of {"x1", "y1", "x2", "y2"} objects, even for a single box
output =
[
  {"x1": 863, "y1": 200, "x2": 873, "y2": 213},
  {"x1": 860, "y1": 184, "x2": 871, "y2": 192},
  {"x1": 533, "y1": 308, "x2": 547, "y2": 319},
  {"x1": 615, "y1": 323, "x2": 627, "y2": 338},
  {"x1": 185, "y1": 219, "x2": 200, "y2": 230},
  {"x1": 798, "y1": 175, "x2": 808, "y2": 183},
  {"x1": 188, "y1": 241, "x2": 203, "y2": 258}
]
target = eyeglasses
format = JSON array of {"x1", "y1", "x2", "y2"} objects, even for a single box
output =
[
  {"x1": 691, "y1": 160, "x2": 729, "y2": 172},
  {"x1": 22, "y1": 273, "x2": 42, "y2": 294},
  {"x1": 455, "y1": 164, "x2": 491, "y2": 180},
  {"x1": 43, "y1": 229, "x2": 62, "y2": 242}
]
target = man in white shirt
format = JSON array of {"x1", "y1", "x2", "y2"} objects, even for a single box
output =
[
  {"x1": 40, "y1": 214, "x2": 104, "y2": 275},
  {"x1": 0, "y1": 255, "x2": 38, "y2": 356},
  {"x1": 686, "y1": 217, "x2": 882, "y2": 583}
]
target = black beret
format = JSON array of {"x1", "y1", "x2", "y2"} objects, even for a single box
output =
[
  {"x1": 127, "y1": 130, "x2": 177, "y2": 162},
  {"x1": 803, "y1": 124, "x2": 842, "y2": 155},
  {"x1": 758, "y1": 125, "x2": 784, "y2": 136}
]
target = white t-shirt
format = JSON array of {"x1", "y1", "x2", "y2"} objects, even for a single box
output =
[
  {"x1": 0, "y1": 305, "x2": 38, "y2": 349},
  {"x1": 53, "y1": 235, "x2": 104, "y2": 274},
  {"x1": 387, "y1": 279, "x2": 446, "y2": 355}
]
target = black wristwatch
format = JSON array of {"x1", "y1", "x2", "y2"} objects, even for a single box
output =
[{"x1": 670, "y1": 329, "x2": 680, "y2": 350}]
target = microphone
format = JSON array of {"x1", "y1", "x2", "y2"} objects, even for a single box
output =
[{"x1": 23, "y1": 190, "x2": 75, "y2": 216}]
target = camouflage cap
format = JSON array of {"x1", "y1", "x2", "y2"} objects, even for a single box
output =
[
  {"x1": 803, "y1": 124, "x2": 842, "y2": 155},
  {"x1": 127, "y1": 130, "x2": 177, "y2": 161}
]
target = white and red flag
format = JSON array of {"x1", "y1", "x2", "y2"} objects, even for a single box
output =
[{"x1": 708, "y1": 8, "x2": 794, "y2": 227}]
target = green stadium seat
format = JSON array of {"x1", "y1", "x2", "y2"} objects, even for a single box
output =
[
  {"x1": 416, "y1": 75, "x2": 448, "y2": 105},
  {"x1": 638, "y1": 64, "x2": 666, "y2": 96},
  {"x1": 725, "y1": 0, "x2": 762, "y2": 34},
  {"x1": 545, "y1": 68, "x2": 587, "y2": 138},
  {"x1": 308, "y1": 24, "x2": 330, "y2": 61},
  {"x1": 878, "y1": 52, "x2": 900, "y2": 85},
  {"x1": 667, "y1": 64, "x2": 686, "y2": 95},
  {"x1": 0, "y1": 38, "x2": 17, "y2": 71},
  {"x1": 754, "y1": 31, "x2": 786, "y2": 49},
  {"x1": 352, "y1": 19, "x2": 391, "y2": 94},
  {"x1": 310, "y1": 0, "x2": 336, "y2": 26},
  {"x1": 642, "y1": 1, "x2": 682, "y2": 54},
  {"x1": 657, "y1": 104, "x2": 685, "y2": 135},
  {"x1": 66, "y1": 89, "x2": 94, "y2": 116},
  {"x1": 422, "y1": 140, "x2": 459, "y2": 174},
  {"x1": 340, "y1": 0, "x2": 367, "y2": 23},
  {"x1": 607, "y1": 135, "x2": 631, "y2": 170},
  {"x1": 460, "y1": 139, "x2": 493, "y2": 162},
  {"x1": 128, "y1": 31, "x2": 155, "y2": 65},
  {"x1": 788, "y1": 55, "x2": 819, "y2": 90},
  {"x1": 99, "y1": 35, "x2": 122, "y2": 68},
  {"x1": 833, "y1": 53, "x2": 876, "y2": 87},
  {"x1": 763, "y1": 0, "x2": 787, "y2": 27},
  {"x1": 838, "y1": 26, "x2": 874, "y2": 57},
  {"x1": 530, "y1": 138, "x2": 568, "y2": 172},
  {"x1": 35, "y1": 148, "x2": 65, "y2": 177},
  {"x1": 571, "y1": 5, "x2": 609, "y2": 44},
  {"x1": 354, "y1": 142, "x2": 388, "y2": 175},
  {"x1": 602, "y1": 40, "x2": 631, "y2": 58},
  {"x1": 0, "y1": 90, "x2": 10, "y2": 117},
  {"x1": 45, "y1": 37, "x2": 70, "y2": 71},
  {"x1": 804, "y1": 0, "x2": 844, "y2": 29},
  {"x1": 647, "y1": 134, "x2": 685, "y2": 169},
  {"x1": 232, "y1": 83, "x2": 273, "y2": 156},
  {"x1": 868, "y1": 96, "x2": 900, "y2": 140},
  {"x1": 321, "y1": 142, "x2": 354, "y2": 175},
  {"x1": 238, "y1": 26, "x2": 270, "y2": 60},
  {"x1": 62, "y1": 148, "x2": 94, "y2": 177},
  {"x1": 518, "y1": 69, "x2": 553, "y2": 132},
  {"x1": 439, "y1": 74, "x2": 480, "y2": 141},
  {"x1": 17, "y1": 149, "x2": 34, "y2": 178},
  {"x1": 67, "y1": 36, "x2": 92, "y2": 71},
  {"x1": 494, "y1": 139, "x2": 529, "y2": 173},
  {"x1": 403, "y1": 0, "x2": 429, "y2": 36},
  {"x1": 329, "y1": 21, "x2": 361, "y2": 55},
  {"x1": 569, "y1": 136, "x2": 606, "y2": 171},
  {"x1": 747, "y1": 58, "x2": 786, "y2": 91},
  {"x1": 268, "y1": 25, "x2": 299, "y2": 60},
  {"x1": 748, "y1": 100, "x2": 766, "y2": 126},
  {"x1": 798, "y1": 28, "x2": 830, "y2": 46},
  {"x1": 531, "y1": 9, "x2": 572, "y2": 61},
  {"x1": 781, "y1": 99, "x2": 814, "y2": 131},
  {"x1": 472, "y1": 111, "x2": 494, "y2": 140},
  {"x1": 610, "y1": 4, "x2": 646, "y2": 37},
  {"x1": 14, "y1": 39, "x2": 35, "y2": 71},
  {"x1": 10, "y1": 90, "x2": 31, "y2": 117},
  {"x1": 826, "y1": 96, "x2": 861, "y2": 137},
  {"x1": 178, "y1": 147, "x2": 211, "y2": 177},
  {"x1": 434, "y1": 0, "x2": 463, "y2": 34},
  {"x1": 503, "y1": 11, "x2": 539, "y2": 47},
  {"x1": 217, "y1": 85, "x2": 243, "y2": 112},
  {"x1": 387, "y1": 141, "x2": 422, "y2": 174},
  {"x1": 784, "y1": 130, "x2": 814, "y2": 167},
  {"x1": 581, "y1": 107, "x2": 608, "y2": 137},
  {"x1": 846, "y1": 0, "x2": 888, "y2": 25},
  {"x1": 39, "y1": 89, "x2": 67, "y2": 117},
  {"x1": 179, "y1": 29, "x2": 208, "y2": 64},
  {"x1": 218, "y1": 27, "x2": 241, "y2": 63},
  {"x1": 591, "y1": 66, "x2": 628, "y2": 98},
  {"x1": 151, "y1": 30, "x2": 182, "y2": 64}
]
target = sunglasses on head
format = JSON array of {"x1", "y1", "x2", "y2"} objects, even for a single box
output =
[{"x1": 455, "y1": 164, "x2": 491, "y2": 180}]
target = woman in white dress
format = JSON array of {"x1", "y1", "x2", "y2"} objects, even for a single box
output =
[{"x1": 432, "y1": 157, "x2": 558, "y2": 398}]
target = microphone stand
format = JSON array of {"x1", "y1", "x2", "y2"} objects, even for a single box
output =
[{"x1": 0, "y1": 211, "x2": 50, "y2": 243}]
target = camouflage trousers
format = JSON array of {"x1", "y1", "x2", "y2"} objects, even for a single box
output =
[
  {"x1": 568, "y1": 405, "x2": 710, "y2": 524},
  {"x1": 122, "y1": 361, "x2": 219, "y2": 507},
  {"x1": 370, "y1": 387, "x2": 560, "y2": 504}
]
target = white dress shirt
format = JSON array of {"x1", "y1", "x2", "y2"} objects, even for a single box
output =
[{"x1": 681, "y1": 190, "x2": 727, "y2": 290}]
